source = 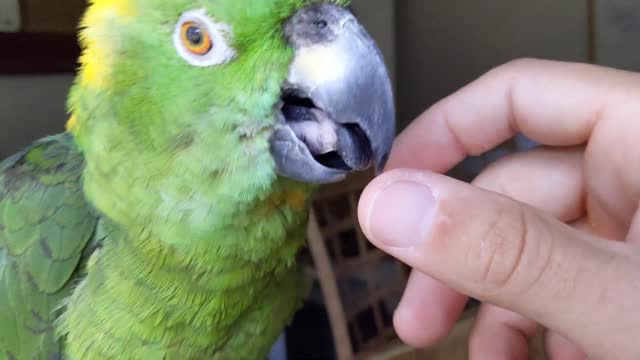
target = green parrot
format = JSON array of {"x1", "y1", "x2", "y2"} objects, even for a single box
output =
[{"x1": 0, "y1": 0, "x2": 395, "y2": 358}]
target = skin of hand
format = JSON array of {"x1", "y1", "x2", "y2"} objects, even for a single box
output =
[{"x1": 357, "y1": 58, "x2": 640, "y2": 360}]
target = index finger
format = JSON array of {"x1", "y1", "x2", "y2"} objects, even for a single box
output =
[{"x1": 387, "y1": 58, "x2": 640, "y2": 173}]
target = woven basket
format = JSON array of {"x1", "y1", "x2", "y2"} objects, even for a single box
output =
[{"x1": 306, "y1": 170, "x2": 410, "y2": 359}]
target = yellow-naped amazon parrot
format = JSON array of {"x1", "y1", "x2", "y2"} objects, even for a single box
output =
[{"x1": 0, "y1": 0, "x2": 395, "y2": 358}]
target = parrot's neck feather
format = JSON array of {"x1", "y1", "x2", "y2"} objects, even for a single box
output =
[{"x1": 58, "y1": 176, "x2": 313, "y2": 359}]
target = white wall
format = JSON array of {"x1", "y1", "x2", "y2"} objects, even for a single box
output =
[{"x1": 0, "y1": 75, "x2": 74, "y2": 158}]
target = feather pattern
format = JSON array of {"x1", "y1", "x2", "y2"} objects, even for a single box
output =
[
  {"x1": 1, "y1": 0, "x2": 354, "y2": 358},
  {"x1": 0, "y1": 133, "x2": 99, "y2": 360}
]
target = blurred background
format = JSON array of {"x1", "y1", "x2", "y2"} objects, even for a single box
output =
[
  {"x1": 4, "y1": 0, "x2": 640, "y2": 172},
  {"x1": 1, "y1": 0, "x2": 639, "y2": 359}
]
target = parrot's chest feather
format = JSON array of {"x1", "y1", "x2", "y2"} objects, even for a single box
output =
[{"x1": 58, "y1": 182, "x2": 312, "y2": 359}]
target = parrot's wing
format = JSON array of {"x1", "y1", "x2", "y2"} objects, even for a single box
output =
[{"x1": 0, "y1": 133, "x2": 100, "y2": 359}]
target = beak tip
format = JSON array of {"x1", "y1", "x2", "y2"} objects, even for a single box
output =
[
  {"x1": 375, "y1": 156, "x2": 388, "y2": 175},
  {"x1": 373, "y1": 142, "x2": 392, "y2": 174}
]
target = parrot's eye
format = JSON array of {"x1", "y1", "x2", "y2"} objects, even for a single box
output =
[
  {"x1": 173, "y1": 9, "x2": 236, "y2": 67},
  {"x1": 181, "y1": 22, "x2": 212, "y2": 55}
]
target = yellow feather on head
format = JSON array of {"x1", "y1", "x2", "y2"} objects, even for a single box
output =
[
  {"x1": 66, "y1": 0, "x2": 135, "y2": 132},
  {"x1": 77, "y1": 0, "x2": 135, "y2": 89}
]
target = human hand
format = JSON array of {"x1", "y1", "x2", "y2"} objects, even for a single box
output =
[{"x1": 357, "y1": 59, "x2": 640, "y2": 360}]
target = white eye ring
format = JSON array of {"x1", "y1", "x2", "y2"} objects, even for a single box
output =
[{"x1": 173, "y1": 9, "x2": 236, "y2": 67}]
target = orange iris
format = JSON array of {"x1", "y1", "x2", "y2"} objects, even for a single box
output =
[{"x1": 180, "y1": 21, "x2": 213, "y2": 55}]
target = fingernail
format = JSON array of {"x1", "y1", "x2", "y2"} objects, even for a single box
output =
[{"x1": 367, "y1": 180, "x2": 436, "y2": 248}]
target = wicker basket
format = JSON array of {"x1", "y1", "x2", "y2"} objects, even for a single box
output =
[{"x1": 306, "y1": 170, "x2": 410, "y2": 359}]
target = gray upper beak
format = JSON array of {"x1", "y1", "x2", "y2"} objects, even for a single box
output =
[{"x1": 270, "y1": 3, "x2": 395, "y2": 184}]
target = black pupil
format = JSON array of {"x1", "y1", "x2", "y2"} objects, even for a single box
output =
[{"x1": 186, "y1": 25, "x2": 203, "y2": 45}]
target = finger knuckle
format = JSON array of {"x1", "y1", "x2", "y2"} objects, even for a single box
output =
[
  {"x1": 497, "y1": 58, "x2": 541, "y2": 73},
  {"x1": 482, "y1": 59, "x2": 528, "y2": 82},
  {"x1": 473, "y1": 167, "x2": 515, "y2": 198},
  {"x1": 469, "y1": 202, "x2": 530, "y2": 292}
]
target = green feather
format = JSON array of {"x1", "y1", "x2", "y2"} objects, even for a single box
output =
[
  {"x1": 1, "y1": 1, "x2": 353, "y2": 359},
  {"x1": 0, "y1": 133, "x2": 99, "y2": 360}
]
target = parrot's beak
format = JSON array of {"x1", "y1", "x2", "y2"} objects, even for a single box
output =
[{"x1": 270, "y1": 3, "x2": 395, "y2": 184}]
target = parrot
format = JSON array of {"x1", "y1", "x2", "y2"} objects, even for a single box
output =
[{"x1": 0, "y1": 0, "x2": 395, "y2": 359}]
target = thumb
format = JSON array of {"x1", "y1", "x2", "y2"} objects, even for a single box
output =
[{"x1": 358, "y1": 169, "x2": 639, "y2": 359}]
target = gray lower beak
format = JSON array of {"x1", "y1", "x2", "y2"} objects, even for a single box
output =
[{"x1": 270, "y1": 3, "x2": 395, "y2": 184}]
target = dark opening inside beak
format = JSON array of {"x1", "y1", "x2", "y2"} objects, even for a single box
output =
[{"x1": 279, "y1": 89, "x2": 373, "y2": 171}]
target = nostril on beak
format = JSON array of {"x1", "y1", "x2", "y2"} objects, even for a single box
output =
[
  {"x1": 313, "y1": 19, "x2": 328, "y2": 28},
  {"x1": 283, "y1": 3, "x2": 345, "y2": 48}
]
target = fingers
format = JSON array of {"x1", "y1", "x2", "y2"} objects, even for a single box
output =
[
  {"x1": 393, "y1": 147, "x2": 585, "y2": 349},
  {"x1": 386, "y1": 58, "x2": 640, "y2": 174},
  {"x1": 357, "y1": 169, "x2": 640, "y2": 358},
  {"x1": 392, "y1": 270, "x2": 469, "y2": 347},
  {"x1": 544, "y1": 331, "x2": 587, "y2": 360},
  {"x1": 584, "y1": 111, "x2": 640, "y2": 240},
  {"x1": 470, "y1": 305, "x2": 586, "y2": 360},
  {"x1": 472, "y1": 147, "x2": 585, "y2": 223},
  {"x1": 469, "y1": 305, "x2": 539, "y2": 360},
  {"x1": 467, "y1": 147, "x2": 584, "y2": 359},
  {"x1": 626, "y1": 209, "x2": 640, "y2": 244}
]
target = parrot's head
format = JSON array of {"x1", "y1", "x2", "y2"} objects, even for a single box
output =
[{"x1": 67, "y1": 0, "x2": 394, "y2": 221}]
